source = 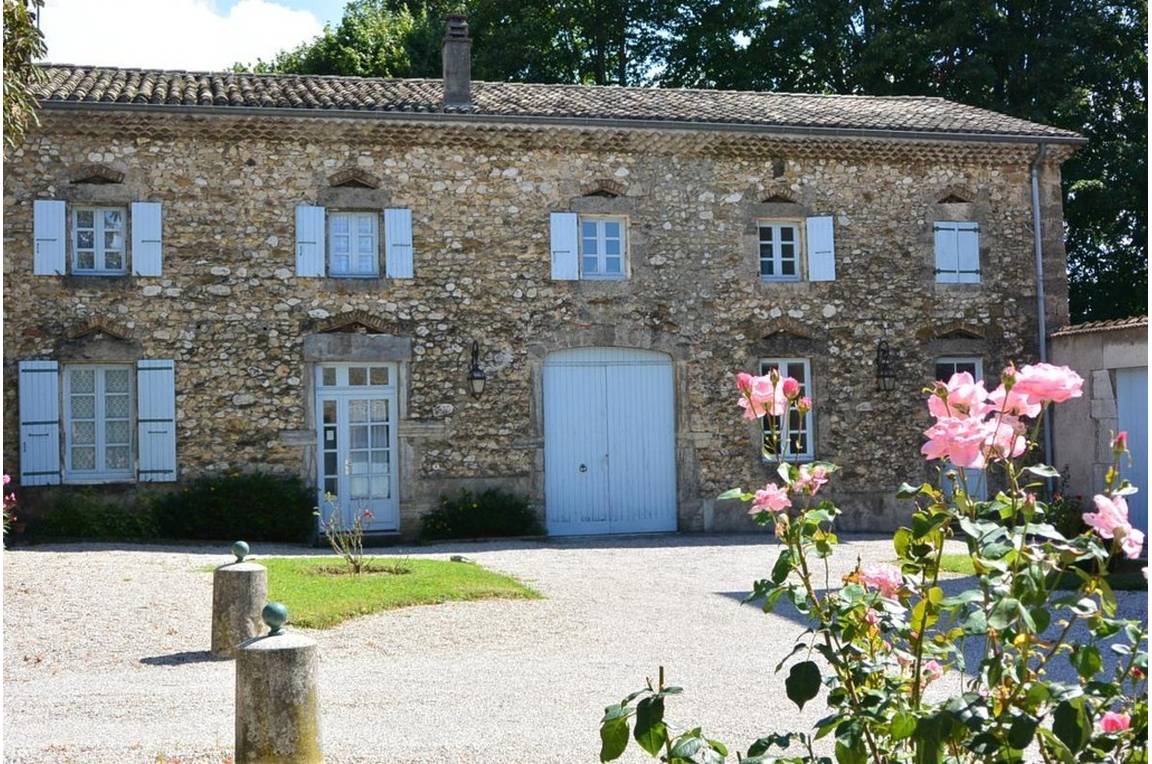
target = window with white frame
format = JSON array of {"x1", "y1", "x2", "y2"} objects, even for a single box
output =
[
  {"x1": 934, "y1": 356, "x2": 987, "y2": 499},
  {"x1": 64, "y1": 365, "x2": 134, "y2": 481},
  {"x1": 758, "y1": 221, "x2": 801, "y2": 281},
  {"x1": 760, "y1": 358, "x2": 813, "y2": 460},
  {"x1": 579, "y1": 216, "x2": 626, "y2": 279},
  {"x1": 73, "y1": 207, "x2": 127, "y2": 274},
  {"x1": 328, "y1": 211, "x2": 379, "y2": 277},
  {"x1": 934, "y1": 221, "x2": 981, "y2": 283}
]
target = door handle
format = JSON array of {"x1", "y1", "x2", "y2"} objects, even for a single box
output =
[{"x1": 579, "y1": 464, "x2": 587, "y2": 473}]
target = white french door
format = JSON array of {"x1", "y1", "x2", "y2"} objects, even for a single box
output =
[{"x1": 315, "y1": 364, "x2": 399, "y2": 532}]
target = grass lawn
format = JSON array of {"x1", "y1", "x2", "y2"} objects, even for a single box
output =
[
  {"x1": 937, "y1": 553, "x2": 1146, "y2": 591},
  {"x1": 261, "y1": 556, "x2": 541, "y2": 628}
]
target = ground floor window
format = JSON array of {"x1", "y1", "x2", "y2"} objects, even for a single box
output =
[
  {"x1": 64, "y1": 364, "x2": 134, "y2": 481},
  {"x1": 934, "y1": 356, "x2": 987, "y2": 499},
  {"x1": 760, "y1": 358, "x2": 814, "y2": 460}
]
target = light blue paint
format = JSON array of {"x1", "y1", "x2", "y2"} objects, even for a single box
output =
[
  {"x1": 1116, "y1": 366, "x2": 1148, "y2": 541},
  {"x1": 544, "y1": 347, "x2": 677, "y2": 535}
]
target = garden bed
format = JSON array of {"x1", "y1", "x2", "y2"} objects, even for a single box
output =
[{"x1": 262, "y1": 556, "x2": 540, "y2": 628}]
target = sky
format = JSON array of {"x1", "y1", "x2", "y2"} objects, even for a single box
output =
[{"x1": 39, "y1": 0, "x2": 349, "y2": 70}]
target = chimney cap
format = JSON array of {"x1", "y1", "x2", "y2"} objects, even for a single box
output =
[{"x1": 444, "y1": 13, "x2": 469, "y2": 40}]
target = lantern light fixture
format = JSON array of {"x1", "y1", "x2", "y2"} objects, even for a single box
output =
[
  {"x1": 875, "y1": 340, "x2": 896, "y2": 392},
  {"x1": 467, "y1": 340, "x2": 487, "y2": 399}
]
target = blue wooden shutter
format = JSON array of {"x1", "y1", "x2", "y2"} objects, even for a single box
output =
[
  {"x1": 549, "y1": 212, "x2": 579, "y2": 280},
  {"x1": 137, "y1": 360, "x2": 177, "y2": 482},
  {"x1": 384, "y1": 208, "x2": 414, "y2": 278},
  {"x1": 33, "y1": 200, "x2": 66, "y2": 275},
  {"x1": 19, "y1": 360, "x2": 61, "y2": 485},
  {"x1": 956, "y1": 223, "x2": 981, "y2": 283},
  {"x1": 295, "y1": 205, "x2": 326, "y2": 277},
  {"x1": 805, "y1": 216, "x2": 835, "y2": 281},
  {"x1": 934, "y1": 222, "x2": 959, "y2": 283},
  {"x1": 131, "y1": 201, "x2": 163, "y2": 276}
]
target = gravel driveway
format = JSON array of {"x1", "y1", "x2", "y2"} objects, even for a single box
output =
[{"x1": 3, "y1": 535, "x2": 1146, "y2": 763}]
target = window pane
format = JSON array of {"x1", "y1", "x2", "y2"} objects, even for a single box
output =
[
  {"x1": 332, "y1": 216, "x2": 349, "y2": 234},
  {"x1": 105, "y1": 394, "x2": 130, "y2": 418},
  {"x1": 324, "y1": 451, "x2": 338, "y2": 475},
  {"x1": 72, "y1": 447, "x2": 96, "y2": 470},
  {"x1": 349, "y1": 399, "x2": 368, "y2": 421},
  {"x1": 369, "y1": 368, "x2": 389, "y2": 386},
  {"x1": 106, "y1": 420, "x2": 130, "y2": 444},
  {"x1": 780, "y1": 226, "x2": 794, "y2": 242},
  {"x1": 581, "y1": 221, "x2": 597, "y2": 238},
  {"x1": 106, "y1": 446, "x2": 130, "y2": 470},
  {"x1": 583, "y1": 256, "x2": 599, "y2": 273},
  {"x1": 606, "y1": 257, "x2": 622, "y2": 274},
  {"x1": 350, "y1": 426, "x2": 368, "y2": 449},
  {"x1": 348, "y1": 367, "x2": 368, "y2": 386},
  {"x1": 103, "y1": 209, "x2": 123, "y2": 228},
  {"x1": 355, "y1": 256, "x2": 374, "y2": 274},
  {"x1": 105, "y1": 368, "x2": 130, "y2": 392},
  {"x1": 605, "y1": 238, "x2": 620, "y2": 256},
  {"x1": 370, "y1": 397, "x2": 388, "y2": 418},
  {"x1": 370, "y1": 425, "x2": 388, "y2": 447},
  {"x1": 332, "y1": 255, "x2": 350, "y2": 273},
  {"x1": 357, "y1": 236, "x2": 374, "y2": 254},
  {"x1": 371, "y1": 450, "x2": 390, "y2": 467},
  {"x1": 957, "y1": 362, "x2": 978, "y2": 377},
  {"x1": 582, "y1": 236, "x2": 598, "y2": 256},
  {"x1": 781, "y1": 258, "x2": 795, "y2": 276},
  {"x1": 333, "y1": 235, "x2": 350, "y2": 254},
  {"x1": 787, "y1": 363, "x2": 806, "y2": 384},
  {"x1": 604, "y1": 221, "x2": 620, "y2": 238},
  {"x1": 104, "y1": 251, "x2": 123, "y2": 270},
  {"x1": 70, "y1": 368, "x2": 95, "y2": 393},
  {"x1": 350, "y1": 450, "x2": 369, "y2": 472},
  {"x1": 761, "y1": 258, "x2": 774, "y2": 276},
  {"x1": 76, "y1": 251, "x2": 95, "y2": 270},
  {"x1": 105, "y1": 231, "x2": 124, "y2": 250},
  {"x1": 324, "y1": 477, "x2": 338, "y2": 497},
  {"x1": 370, "y1": 474, "x2": 389, "y2": 498},
  {"x1": 322, "y1": 368, "x2": 337, "y2": 387},
  {"x1": 78, "y1": 230, "x2": 95, "y2": 249},
  {"x1": 71, "y1": 395, "x2": 95, "y2": 419},
  {"x1": 349, "y1": 476, "x2": 368, "y2": 497},
  {"x1": 357, "y1": 215, "x2": 374, "y2": 234},
  {"x1": 73, "y1": 421, "x2": 96, "y2": 445},
  {"x1": 759, "y1": 226, "x2": 773, "y2": 243},
  {"x1": 76, "y1": 209, "x2": 94, "y2": 228}
]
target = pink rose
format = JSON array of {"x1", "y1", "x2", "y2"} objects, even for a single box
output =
[
  {"x1": 859, "y1": 563, "x2": 903, "y2": 599},
  {"x1": 750, "y1": 483, "x2": 791, "y2": 515},
  {"x1": 781, "y1": 377, "x2": 801, "y2": 400},
  {"x1": 796, "y1": 396, "x2": 812, "y2": 414},
  {"x1": 793, "y1": 464, "x2": 829, "y2": 496},
  {"x1": 1098, "y1": 711, "x2": 1131, "y2": 733},
  {"x1": 863, "y1": 609, "x2": 879, "y2": 626},
  {"x1": 1084, "y1": 494, "x2": 1146, "y2": 559},
  {"x1": 928, "y1": 372, "x2": 992, "y2": 420},
  {"x1": 737, "y1": 374, "x2": 787, "y2": 419},
  {"x1": 1012, "y1": 363, "x2": 1084, "y2": 404},
  {"x1": 921, "y1": 416, "x2": 989, "y2": 469},
  {"x1": 988, "y1": 384, "x2": 1042, "y2": 418},
  {"x1": 922, "y1": 660, "x2": 945, "y2": 684},
  {"x1": 984, "y1": 415, "x2": 1027, "y2": 461},
  {"x1": 736, "y1": 372, "x2": 754, "y2": 395},
  {"x1": 1119, "y1": 526, "x2": 1146, "y2": 560},
  {"x1": 1113, "y1": 431, "x2": 1129, "y2": 454}
]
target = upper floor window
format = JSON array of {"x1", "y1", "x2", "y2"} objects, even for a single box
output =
[
  {"x1": 759, "y1": 221, "x2": 801, "y2": 281},
  {"x1": 760, "y1": 358, "x2": 814, "y2": 460},
  {"x1": 329, "y1": 211, "x2": 379, "y2": 277},
  {"x1": 73, "y1": 207, "x2": 127, "y2": 274},
  {"x1": 580, "y1": 215, "x2": 627, "y2": 279},
  {"x1": 64, "y1": 364, "x2": 134, "y2": 481},
  {"x1": 934, "y1": 221, "x2": 980, "y2": 284}
]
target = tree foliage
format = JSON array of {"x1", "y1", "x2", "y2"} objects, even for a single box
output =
[
  {"x1": 3, "y1": 0, "x2": 47, "y2": 148},
  {"x1": 245, "y1": 0, "x2": 1147, "y2": 321}
]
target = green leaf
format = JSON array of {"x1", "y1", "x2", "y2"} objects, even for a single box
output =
[
  {"x1": 1025, "y1": 464, "x2": 1062, "y2": 478},
  {"x1": 835, "y1": 739, "x2": 868, "y2": 764},
  {"x1": 717, "y1": 488, "x2": 746, "y2": 501},
  {"x1": 890, "y1": 711, "x2": 917, "y2": 740},
  {"x1": 1052, "y1": 698, "x2": 1090, "y2": 753},
  {"x1": 989, "y1": 597, "x2": 1020, "y2": 630},
  {"x1": 599, "y1": 713, "x2": 630, "y2": 761},
  {"x1": 1007, "y1": 715, "x2": 1038, "y2": 749},
  {"x1": 1069, "y1": 645, "x2": 1102, "y2": 680},
  {"x1": 633, "y1": 696, "x2": 667, "y2": 756},
  {"x1": 785, "y1": 661, "x2": 821, "y2": 711},
  {"x1": 771, "y1": 548, "x2": 793, "y2": 584}
]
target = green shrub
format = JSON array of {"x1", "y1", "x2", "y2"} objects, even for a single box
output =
[
  {"x1": 421, "y1": 487, "x2": 542, "y2": 541},
  {"x1": 35, "y1": 491, "x2": 157, "y2": 540},
  {"x1": 150, "y1": 472, "x2": 314, "y2": 542}
]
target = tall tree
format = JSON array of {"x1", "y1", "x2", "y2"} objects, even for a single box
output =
[
  {"x1": 246, "y1": 0, "x2": 1146, "y2": 321},
  {"x1": 3, "y1": 0, "x2": 47, "y2": 148}
]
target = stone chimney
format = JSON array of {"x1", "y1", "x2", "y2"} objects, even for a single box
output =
[{"x1": 441, "y1": 13, "x2": 471, "y2": 109}]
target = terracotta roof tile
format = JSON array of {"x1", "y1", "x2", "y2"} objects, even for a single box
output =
[
  {"x1": 1050, "y1": 316, "x2": 1148, "y2": 337},
  {"x1": 33, "y1": 64, "x2": 1083, "y2": 141}
]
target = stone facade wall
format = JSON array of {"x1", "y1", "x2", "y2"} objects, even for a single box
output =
[{"x1": 3, "y1": 110, "x2": 1073, "y2": 534}]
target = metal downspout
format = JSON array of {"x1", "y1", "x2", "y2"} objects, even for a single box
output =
[{"x1": 1031, "y1": 143, "x2": 1055, "y2": 475}]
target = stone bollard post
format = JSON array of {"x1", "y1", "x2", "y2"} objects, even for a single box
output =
[
  {"x1": 235, "y1": 603, "x2": 322, "y2": 764},
  {"x1": 212, "y1": 541, "x2": 268, "y2": 658}
]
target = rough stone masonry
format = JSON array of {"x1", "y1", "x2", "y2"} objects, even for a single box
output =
[{"x1": 3, "y1": 64, "x2": 1079, "y2": 536}]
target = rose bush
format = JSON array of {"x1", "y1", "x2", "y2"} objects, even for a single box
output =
[{"x1": 598, "y1": 364, "x2": 1147, "y2": 763}]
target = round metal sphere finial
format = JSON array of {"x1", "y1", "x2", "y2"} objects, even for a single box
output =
[
  {"x1": 262, "y1": 602, "x2": 288, "y2": 635},
  {"x1": 231, "y1": 540, "x2": 250, "y2": 562}
]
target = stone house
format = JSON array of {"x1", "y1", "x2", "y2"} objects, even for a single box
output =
[
  {"x1": 4, "y1": 19, "x2": 1084, "y2": 537},
  {"x1": 1050, "y1": 316, "x2": 1148, "y2": 545}
]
